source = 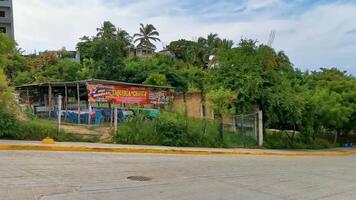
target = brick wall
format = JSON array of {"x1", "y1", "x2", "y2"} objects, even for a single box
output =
[{"x1": 173, "y1": 93, "x2": 233, "y2": 123}]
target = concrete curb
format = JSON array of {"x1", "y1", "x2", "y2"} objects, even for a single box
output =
[{"x1": 0, "y1": 144, "x2": 355, "y2": 157}]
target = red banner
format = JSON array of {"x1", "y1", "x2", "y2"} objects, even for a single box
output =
[{"x1": 87, "y1": 84, "x2": 149, "y2": 104}]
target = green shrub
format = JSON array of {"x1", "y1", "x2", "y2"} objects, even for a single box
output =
[
  {"x1": 116, "y1": 111, "x2": 257, "y2": 148},
  {"x1": 156, "y1": 113, "x2": 186, "y2": 146},
  {"x1": 0, "y1": 118, "x2": 98, "y2": 142},
  {"x1": 0, "y1": 111, "x2": 17, "y2": 137},
  {"x1": 264, "y1": 129, "x2": 336, "y2": 149}
]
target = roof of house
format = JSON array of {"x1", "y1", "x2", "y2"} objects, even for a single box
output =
[{"x1": 16, "y1": 79, "x2": 174, "y2": 89}]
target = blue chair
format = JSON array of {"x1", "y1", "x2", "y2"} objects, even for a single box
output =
[
  {"x1": 81, "y1": 113, "x2": 89, "y2": 124},
  {"x1": 71, "y1": 112, "x2": 78, "y2": 123},
  {"x1": 94, "y1": 111, "x2": 104, "y2": 125},
  {"x1": 118, "y1": 110, "x2": 125, "y2": 122}
]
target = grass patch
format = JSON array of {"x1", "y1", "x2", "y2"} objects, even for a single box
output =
[{"x1": 1, "y1": 118, "x2": 99, "y2": 143}]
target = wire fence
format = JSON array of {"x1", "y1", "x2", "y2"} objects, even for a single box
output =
[{"x1": 222, "y1": 112, "x2": 259, "y2": 147}]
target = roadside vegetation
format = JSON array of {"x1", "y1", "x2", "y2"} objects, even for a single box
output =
[
  {"x1": 115, "y1": 112, "x2": 256, "y2": 148},
  {"x1": 0, "y1": 20, "x2": 355, "y2": 149}
]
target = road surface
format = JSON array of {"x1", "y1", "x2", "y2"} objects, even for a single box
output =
[{"x1": 0, "y1": 151, "x2": 355, "y2": 200}]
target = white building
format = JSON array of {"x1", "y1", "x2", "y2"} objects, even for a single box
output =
[{"x1": 0, "y1": 0, "x2": 14, "y2": 40}]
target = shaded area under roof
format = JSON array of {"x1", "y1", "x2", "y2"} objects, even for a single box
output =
[{"x1": 16, "y1": 79, "x2": 174, "y2": 89}]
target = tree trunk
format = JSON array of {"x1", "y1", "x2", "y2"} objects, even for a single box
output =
[
  {"x1": 334, "y1": 130, "x2": 339, "y2": 144},
  {"x1": 291, "y1": 124, "x2": 296, "y2": 145}
]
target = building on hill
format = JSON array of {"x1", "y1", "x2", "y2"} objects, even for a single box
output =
[
  {"x1": 24, "y1": 49, "x2": 81, "y2": 62},
  {"x1": 38, "y1": 50, "x2": 80, "y2": 61},
  {"x1": 158, "y1": 48, "x2": 175, "y2": 57},
  {"x1": 128, "y1": 47, "x2": 155, "y2": 58},
  {"x1": 0, "y1": 0, "x2": 14, "y2": 40}
]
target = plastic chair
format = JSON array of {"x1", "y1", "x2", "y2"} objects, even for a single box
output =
[{"x1": 94, "y1": 111, "x2": 104, "y2": 125}]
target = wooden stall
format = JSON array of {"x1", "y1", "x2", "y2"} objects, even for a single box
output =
[{"x1": 16, "y1": 79, "x2": 174, "y2": 125}]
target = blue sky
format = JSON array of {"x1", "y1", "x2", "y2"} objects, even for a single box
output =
[{"x1": 14, "y1": 0, "x2": 356, "y2": 74}]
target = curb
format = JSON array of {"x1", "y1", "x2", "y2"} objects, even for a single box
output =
[{"x1": 0, "y1": 144, "x2": 355, "y2": 157}]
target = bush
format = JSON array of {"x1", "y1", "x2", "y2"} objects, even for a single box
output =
[
  {"x1": 0, "y1": 118, "x2": 98, "y2": 142},
  {"x1": 116, "y1": 111, "x2": 257, "y2": 148},
  {"x1": 0, "y1": 111, "x2": 17, "y2": 137},
  {"x1": 264, "y1": 129, "x2": 336, "y2": 149}
]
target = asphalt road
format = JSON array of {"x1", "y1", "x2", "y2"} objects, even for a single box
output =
[{"x1": 0, "y1": 151, "x2": 355, "y2": 200}]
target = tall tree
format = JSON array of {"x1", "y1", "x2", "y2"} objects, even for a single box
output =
[
  {"x1": 133, "y1": 24, "x2": 160, "y2": 49},
  {"x1": 96, "y1": 21, "x2": 117, "y2": 40},
  {"x1": 117, "y1": 27, "x2": 133, "y2": 48}
]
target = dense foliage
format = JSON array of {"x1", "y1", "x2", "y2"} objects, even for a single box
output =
[{"x1": 1, "y1": 19, "x2": 355, "y2": 148}]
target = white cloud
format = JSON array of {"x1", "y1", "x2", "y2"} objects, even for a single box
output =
[{"x1": 13, "y1": 0, "x2": 356, "y2": 74}]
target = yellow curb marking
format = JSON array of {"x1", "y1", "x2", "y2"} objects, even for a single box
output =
[
  {"x1": 0, "y1": 144, "x2": 355, "y2": 157},
  {"x1": 41, "y1": 137, "x2": 55, "y2": 145}
]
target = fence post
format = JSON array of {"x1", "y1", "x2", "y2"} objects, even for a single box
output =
[
  {"x1": 258, "y1": 110, "x2": 264, "y2": 147},
  {"x1": 232, "y1": 116, "x2": 237, "y2": 132},
  {"x1": 76, "y1": 83, "x2": 81, "y2": 124}
]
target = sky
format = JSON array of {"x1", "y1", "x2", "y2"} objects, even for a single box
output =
[{"x1": 13, "y1": 0, "x2": 356, "y2": 75}]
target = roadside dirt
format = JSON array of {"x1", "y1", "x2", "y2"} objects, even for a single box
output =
[{"x1": 61, "y1": 124, "x2": 113, "y2": 142}]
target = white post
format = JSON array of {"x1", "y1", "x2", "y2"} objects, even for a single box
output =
[
  {"x1": 258, "y1": 110, "x2": 263, "y2": 147},
  {"x1": 232, "y1": 116, "x2": 237, "y2": 132},
  {"x1": 114, "y1": 107, "x2": 118, "y2": 133},
  {"x1": 88, "y1": 103, "x2": 92, "y2": 126},
  {"x1": 57, "y1": 95, "x2": 62, "y2": 134}
]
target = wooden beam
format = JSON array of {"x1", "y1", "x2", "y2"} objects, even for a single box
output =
[{"x1": 48, "y1": 84, "x2": 52, "y2": 118}]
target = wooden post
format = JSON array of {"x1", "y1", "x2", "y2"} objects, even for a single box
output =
[
  {"x1": 48, "y1": 84, "x2": 52, "y2": 118},
  {"x1": 109, "y1": 103, "x2": 113, "y2": 128},
  {"x1": 64, "y1": 84, "x2": 68, "y2": 121},
  {"x1": 258, "y1": 110, "x2": 264, "y2": 147},
  {"x1": 77, "y1": 83, "x2": 80, "y2": 124},
  {"x1": 114, "y1": 107, "x2": 118, "y2": 133},
  {"x1": 26, "y1": 88, "x2": 30, "y2": 104}
]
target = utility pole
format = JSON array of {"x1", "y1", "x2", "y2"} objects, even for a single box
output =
[{"x1": 258, "y1": 110, "x2": 264, "y2": 147}]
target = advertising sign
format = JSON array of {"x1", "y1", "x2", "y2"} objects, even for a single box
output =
[
  {"x1": 149, "y1": 91, "x2": 170, "y2": 104},
  {"x1": 87, "y1": 84, "x2": 149, "y2": 104}
]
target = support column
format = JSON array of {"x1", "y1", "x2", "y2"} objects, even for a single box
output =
[
  {"x1": 77, "y1": 83, "x2": 80, "y2": 124},
  {"x1": 109, "y1": 103, "x2": 113, "y2": 128},
  {"x1": 57, "y1": 95, "x2": 62, "y2": 135},
  {"x1": 48, "y1": 84, "x2": 52, "y2": 118},
  {"x1": 64, "y1": 84, "x2": 68, "y2": 121},
  {"x1": 26, "y1": 88, "x2": 30, "y2": 104}
]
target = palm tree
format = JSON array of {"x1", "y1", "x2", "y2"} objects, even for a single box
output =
[
  {"x1": 117, "y1": 27, "x2": 133, "y2": 48},
  {"x1": 133, "y1": 23, "x2": 161, "y2": 49},
  {"x1": 220, "y1": 39, "x2": 234, "y2": 49},
  {"x1": 206, "y1": 33, "x2": 220, "y2": 48},
  {"x1": 96, "y1": 21, "x2": 116, "y2": 40}
]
